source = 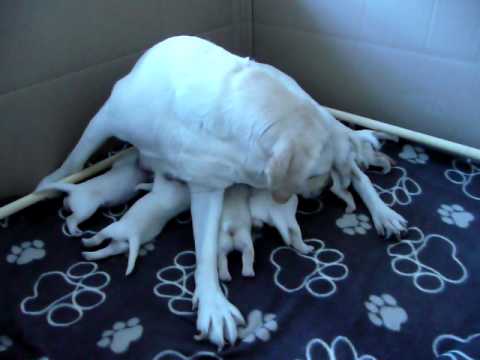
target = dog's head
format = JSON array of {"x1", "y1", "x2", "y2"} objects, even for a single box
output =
[{"x1": 264, "y1": 119, "x2": 334, "y2": 203}]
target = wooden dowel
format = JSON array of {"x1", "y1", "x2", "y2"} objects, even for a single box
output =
[
  {"x1": 0, "y1": 147, "x2": 136, "y2": 220},
  {"x1": 326, "y1": 106, "x2": 480, "y2": 162}
]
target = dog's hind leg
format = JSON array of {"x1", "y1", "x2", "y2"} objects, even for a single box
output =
[{"x1": 36, "y1": 105, "x2": 114, "y2": 191}]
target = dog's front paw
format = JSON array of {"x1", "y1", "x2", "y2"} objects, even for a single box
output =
[
  {"x1": 193, "y1": 290, "x2": 245, "y2": 349},
  {"x1": 372, "y1": 206, "x2": 407, "y2": 239}
]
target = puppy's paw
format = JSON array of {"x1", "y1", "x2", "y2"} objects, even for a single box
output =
[
  {"x1": 293, "y1": 242, "x2": 314, "y2": 254},
  {"x1": 241, "y1": 267, "x2": 255, "y2": 278},
  {"x1": 219, "y1": 270, "x2": 232, "y2": 282}
]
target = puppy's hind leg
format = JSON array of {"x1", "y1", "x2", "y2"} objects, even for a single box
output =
[
  {"x1": 82, "y1": 225, "x2": 116, "y2": 247},
  {"x1": 218, "y1": 232, "x2": 232, "y2": 282},
  {"x1": 82, "y1": 241, "x2": 128, "y2": 261},
  {"x1": 236, "y1": 229, "x2": 255, "y2": 278},
  {"x1": 36, "y1": 106, "x2": 114, "y2": 190},
  {"x1": 218, "y1": 251, "x2": 232, "y2": 282},
  {"x1": 67, "y1": 201, "x2": 99, "y2": 236},
  {"x1": 289, "y1": 223, "x2": 314, "y2": 254}
]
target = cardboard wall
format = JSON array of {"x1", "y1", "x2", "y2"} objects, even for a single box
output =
[
  {"x1": 253, "y1": 0, "x2": 480, "y2": 148},
  {"x1": 0, "y1": 0, "x2": 252, "y2": 197}
]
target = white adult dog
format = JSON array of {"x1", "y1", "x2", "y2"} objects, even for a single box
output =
[{"x1": 36, "y1": 36, "x2": 406, "y2": 347}]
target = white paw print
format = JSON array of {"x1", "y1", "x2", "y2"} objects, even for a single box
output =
[
  {"x1": 365, "y1": 294, "x2": 407, "y2": 332},
  {"x1": 238, "y1": 310, "x2": 278, "y2": 343},
  {"x1": 399, "y1": 144, "x2": 429, "y2": 164},
  {"x1": 6, "y1": 240, "x2": 46, "y2": 265},
  {"x1": 0, "y1": 335, "x2": 12, "y2": 352},
  {"x1": 336, "y1": 213, "x2": 372, "y2": 235},
  {"x1": 97, "y1": 317, "x2": 143, "y2": 354},
  {"x1": 437, "y1": 204, "x2": 474, "y2": 229}
]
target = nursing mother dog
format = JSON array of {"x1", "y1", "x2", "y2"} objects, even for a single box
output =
[{"x1": 35, "y1": 36, "x2": 362, "y2": 347}]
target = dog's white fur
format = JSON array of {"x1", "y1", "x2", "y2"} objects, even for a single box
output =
[
  {"x1": 43, "y1": 151, "x2": 146, "y2": 235},
  {"x1": 35, "y1": 36, "x2": 407, "y2": 347},
  {"x1": 81, "y1": 175, "x2": 189, "y2": 275}
]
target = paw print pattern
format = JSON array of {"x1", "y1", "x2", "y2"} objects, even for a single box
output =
[
  {"x1": 399, "y1": 144, "x2": 429, "y2": 164},
  {"x1": 387, "y1": 227, "x2": 468, "y2": 294},
  {"x1": 175, "y1": 211, "x2": 192, "y2": 225},
  {"x1": 0, "y1": 336, "x2": 12, "y2": 352},
  {"x1": 365, "y1": 294, "x2": 407, "y2": 331},
  {"x1": 6, "y1": 240, "x2": 46, "y2": 265},
  {"x1": 445, "y1": 158, "x2": 480, "y2": 201},
  {"x1": 102, "y1": 204, "x2": 129, "y2": 222},
  {"x1": 154, "y1": 250, "x2": 228, "y2": 316},
  {"x1": 124, "y1": 242, "x2": 155, "y2": 259},
  {"x1": 153, "y1": 350, "x2": 222, "y2": 360},
  {"x1": 433, "y1": 333, "x2": 480, "y2": 359},
  {"x1": 97, "y1": 317, "x2": 143, "y2": 354},
  {"x1": 21, "y1": 262, "x2": 110, "y2": 326},
  {"x1": 297, "y1": 336, "x2": 377, "y2": 360},
  {"x1": 437, "y1": 204, "x2": 474, "y2": 228},
  {"x1": 297, "y1": 198, "x2": 324, "y2": 216},
  {"x1": 336, "y1": 213, "x2": 372, "y2": 235},
  {"x1": 370, "y1": 166, "x2": 422, "y2": 207},
  {"x1": 58, "y1": 208, "x2": 96, "y2": 238},
  {"x1": 238, "y1": 310, "x2": 278, "y2": 343},
  {"x1": 270, "y1": 239, "x2": 348, "y2": 298}
]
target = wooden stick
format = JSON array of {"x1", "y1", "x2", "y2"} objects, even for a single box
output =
[
  {"x1": 326, "y1": 106, "x2": 480, "y2": 162},
  {"x1": 0, "y1": 147, "x2": 136, "y2": 220}
]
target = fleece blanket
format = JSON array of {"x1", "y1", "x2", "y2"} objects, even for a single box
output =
[{"x1": 1, "y1": 138, "x2": 479, "y2": 360}]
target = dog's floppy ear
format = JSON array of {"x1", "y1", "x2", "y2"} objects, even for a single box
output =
[{"x1": 265, "y1": 139, "x2": 293, "y2": 204}]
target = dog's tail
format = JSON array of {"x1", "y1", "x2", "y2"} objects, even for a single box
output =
[{"x1": 126, "y1": 236, "x2": 141, "y2": 276}]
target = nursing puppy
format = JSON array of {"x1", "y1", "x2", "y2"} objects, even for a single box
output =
[
  {"x1": 217, "y1": 185, "x2": 254, "y2": 281},
  {"x1": 249, "y1": 189, "x2": 313, "y2": 254},
  {"x1": 82, "y1": 175, "x2": 189, "y2": 275},
  {"x1": 43, "y1": 151, "x2": 147, "y2": 235}
]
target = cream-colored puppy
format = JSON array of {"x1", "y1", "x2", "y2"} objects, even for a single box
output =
[
  {"x1": 81, "y1": 175, "x2": 189, "y2": 275},
  {"x1": 44, "y1": 151, "x2": 147, "y2": 235},
  {"x1": 249, "y1": 189, "x2": 314, "y2": 254},
  {"x1": 217, "y1": 185, "x2": 254, "y2": 281}
]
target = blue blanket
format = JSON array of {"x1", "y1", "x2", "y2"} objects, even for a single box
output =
[{"x1": 1, "y1": 139, "x2": 479, "y2": 360}]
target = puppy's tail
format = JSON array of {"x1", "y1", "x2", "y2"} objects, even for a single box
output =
[
  {"x1": 40, "y1": 182, "x2": 76, "y2": 194},
  {"x1": 126, "y1": 236, "x2": 141, "y2": 276}
]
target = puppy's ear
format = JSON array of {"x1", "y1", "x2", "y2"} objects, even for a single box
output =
[{"x1": 266, "y1": 140, "x2": 293, "y2": 204}]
